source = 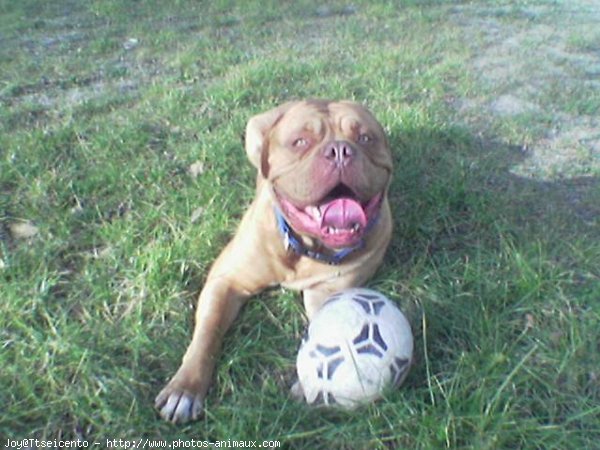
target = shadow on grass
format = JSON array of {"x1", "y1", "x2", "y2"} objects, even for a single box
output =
[
  {"x1": 382, "y1": 123, "x2": 599, "y2": 420},
  {"x1": 386, "y1": 124, "x2": 599, "y2": 265},
  {"x1": 364, "y1": 124, "x2": 599, "y2": 444}
]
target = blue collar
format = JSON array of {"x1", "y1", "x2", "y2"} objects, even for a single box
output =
[{"x1": 274, "y1": 208, "x2": 365, "y2": 265}]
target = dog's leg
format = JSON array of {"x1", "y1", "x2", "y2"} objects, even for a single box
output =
[
  {"x1": 290, "y1": 288, "x2": 335, "y2": 401},
  {"x1": 155, "y1": 277, "x2": 250, "y2": 423},
  {"x1": 302, "y1": 288, "x2": 334, "y2": 320}
]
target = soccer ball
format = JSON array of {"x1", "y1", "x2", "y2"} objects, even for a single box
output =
[{"x1": 296, "y1": 288, "x2": 413, "y2": 408}]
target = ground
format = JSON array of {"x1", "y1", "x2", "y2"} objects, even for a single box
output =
[{"x1": 1, "y1": 0, "x2": 598, "y2": 448}]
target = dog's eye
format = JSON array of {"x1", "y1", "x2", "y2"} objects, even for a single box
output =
[
  {"x1": 357, "y1": 133, "x2": 372, "y2": 144},
  {"x1": 292, "y1": 138, "x2": 309, "y2": 148}
]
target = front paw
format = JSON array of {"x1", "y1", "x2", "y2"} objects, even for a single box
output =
[
  {"x1": 155, "y1": 381, "x2": 204, "y2": 423},
  {"x1": 290, "y1": 379, "x2": 305, "y2": 401}
]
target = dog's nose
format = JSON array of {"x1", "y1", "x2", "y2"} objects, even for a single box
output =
[{"x1": 323, "y1": 141, "x2": 354, "y2": 164}]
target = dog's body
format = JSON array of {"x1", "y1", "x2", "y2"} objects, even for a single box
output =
[{"x1": 155, "y1": 100, "x2": 394, "y2": 423}]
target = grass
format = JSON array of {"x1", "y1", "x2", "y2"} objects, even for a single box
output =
[{"x1": 1, "y1": 0, "x2": 599, "y2": 448}]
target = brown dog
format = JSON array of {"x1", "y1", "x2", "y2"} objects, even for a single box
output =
[{"x1": 155, "y1": 100, "x2": 394, "y2": 423}]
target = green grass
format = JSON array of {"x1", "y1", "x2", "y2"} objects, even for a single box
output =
[{"x1": 1, "y1": 0, "x2": 599, "y2": 448}]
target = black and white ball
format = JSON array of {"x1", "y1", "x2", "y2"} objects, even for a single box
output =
[{"x1": 296, "y1": 288, "x2": 413, "y2": 408}]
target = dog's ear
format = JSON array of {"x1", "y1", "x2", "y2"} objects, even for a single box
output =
[{"x1": 245, "y1": 101, "x2": 297, "y2": 178}]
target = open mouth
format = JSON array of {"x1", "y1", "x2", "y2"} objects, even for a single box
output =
[{"x1": 275, "y1": 184, "x2": 383, "y2": 249}]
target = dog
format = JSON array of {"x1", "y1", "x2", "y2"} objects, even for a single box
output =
[{"x1": 155, "y1": 100, "x2": 394, "y2": 423}]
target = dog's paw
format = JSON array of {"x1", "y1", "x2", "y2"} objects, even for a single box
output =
[
  {"x1": 155, "y1": 383, "x2": 204, "y2": 424},
  {"x1": 290, "y1": 380, "x2": 305, "y2": 401}
]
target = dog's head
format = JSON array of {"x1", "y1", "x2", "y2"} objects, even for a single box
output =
[{"x1": 245, "y1": 100, "x2": 393, "y2": 249}]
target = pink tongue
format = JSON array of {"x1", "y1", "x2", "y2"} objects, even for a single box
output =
[{"x1": 320, "y1": 198, "x2": 367, "y2": 230}]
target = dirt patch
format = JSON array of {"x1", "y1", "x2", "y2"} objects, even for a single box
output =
[
  {"x1": 0, "y1": 8, "x2": 168, "y2": 128},
  {"x1": 489, "y1": 94, "x2": 540, "y2": 117},
  {"x1": 450, "y1": 1, "x2": 600, "y2": 181}
]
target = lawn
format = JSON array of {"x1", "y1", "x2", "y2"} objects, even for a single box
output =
[{"x1": 1, "y1": 0, "x2": 599, "y2": 448}]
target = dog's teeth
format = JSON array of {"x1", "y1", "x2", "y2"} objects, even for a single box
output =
[
  {"x1": 325, "y1": 225, "x2": 364, "y2": 235},
  {"x1": 307, "y1": 206, "x2": 322, "y2": 219}
]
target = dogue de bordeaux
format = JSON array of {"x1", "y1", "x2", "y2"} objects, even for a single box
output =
[{"x1": 155, "y1": 100, "x2": 393, "y2": 423}]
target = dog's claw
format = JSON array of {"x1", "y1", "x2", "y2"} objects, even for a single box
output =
[{"x1": 155, "y1": 387, "x2": 204, "y2": 423}]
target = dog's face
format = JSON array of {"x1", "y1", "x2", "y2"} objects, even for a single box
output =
[{"x1": 246, "y1": 100, "x2": 393, "y2": 249}]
